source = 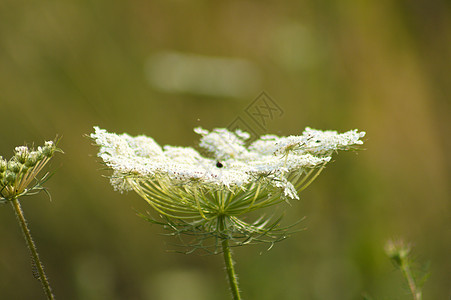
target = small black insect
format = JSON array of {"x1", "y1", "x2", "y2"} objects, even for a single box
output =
[{"x1": 216, "y1": 161, "x2": 223, "y2": 168}]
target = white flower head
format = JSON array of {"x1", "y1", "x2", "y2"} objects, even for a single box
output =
[{"x1": 91, "y1": 126, "x2": 365, "y2": 250}]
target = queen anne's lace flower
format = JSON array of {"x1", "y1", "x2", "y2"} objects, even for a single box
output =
[{"x1": 91, "y1": 126, "x2": 365, "y2": 250}]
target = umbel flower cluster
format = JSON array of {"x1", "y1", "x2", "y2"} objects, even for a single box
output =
[
  {"x1": 0, "y1": 141, "x2": 59, "y2": 203},
  {"x1": 91, "y1": 126, "x2": 365, "y2": 251}
]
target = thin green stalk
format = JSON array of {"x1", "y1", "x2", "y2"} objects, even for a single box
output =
[
  {"x1": 222, "y1": 237, "x2": 241, "y2": 300},
  {"x1": 12, "y1": 198, "x2": 55, "y2": 300},
  {"x1": 401, "y1": 263, "x2": 422, "y2": 300}
]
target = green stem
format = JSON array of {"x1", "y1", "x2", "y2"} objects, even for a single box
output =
[
  {"x1": 222, "y1": 238, "x2": 241, "y2": 300},
  {"x1": 401, "y1": 263, "x2": 422, "y2": 300},
  {"x1": 12, "y1": 198, "x2": 55, "y2": 300}
]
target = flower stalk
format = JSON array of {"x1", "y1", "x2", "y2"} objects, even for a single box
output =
[
  {"x1": 1, "y1": 140, "x2": 61, "y2": 300},
  {"x1": 402, "y1": 261, "x2": 422, "y2": 300},
  {"x1": 222, "y1": 237, "x2": 241, "y2": 300},
  {"x1": 12, "y1": 198, "x2": 54, "y2": 300}
]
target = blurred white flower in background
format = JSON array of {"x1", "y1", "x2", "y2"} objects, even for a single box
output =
[{"x1": 145, "y1": 51, "x2": 261, "y2": 98}]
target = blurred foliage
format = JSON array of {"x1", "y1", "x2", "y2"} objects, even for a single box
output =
[{"x1": 0, "y1": 0, "x2": 450, "y2": 299}]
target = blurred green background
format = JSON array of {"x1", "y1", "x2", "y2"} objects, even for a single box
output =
[{"x1": 0, "y1": 0, "x2": 450, "y2": 299}]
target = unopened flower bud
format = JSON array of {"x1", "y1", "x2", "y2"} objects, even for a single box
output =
[
  {"x1": 8, "y1": 161, "x2": 21, "y2": 173},
  {"x1": 4, "y1": 170, "x2": 16, "y2": 184},
  {"x1": 41, "y1": 141, "x2": 56, "y2": 158},
  {"x1": 14, "y1": 146, "x2": 29, "y2": 164},
  {"x1": 0, "y1": 139, "x2": 61, "y2": 200},
  {"x1": 0, "y1": 158, "x2": 7, "y2": 172},
  {"x1": 25, "y1": 151, "x2": 40, "y2": 168},
  {"x1": 385, "y1": 239, "x2": 411, "y2": 268}
]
